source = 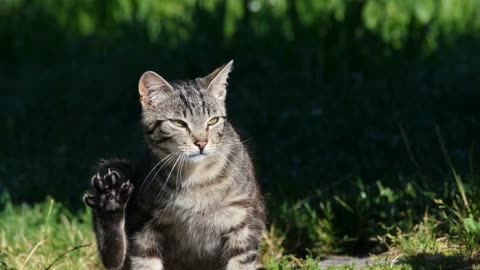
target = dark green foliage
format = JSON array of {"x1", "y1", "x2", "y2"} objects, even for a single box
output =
[{"x1": 1, "y1": 0, "x2": 480, "y2": 257}]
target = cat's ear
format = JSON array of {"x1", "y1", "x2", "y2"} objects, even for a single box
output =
[
  {"x1": 138, "y1": 71, "x2": 173, "y2": 107},
  {"x1": 203, "y1": 60, "x2": 233, "y2": 101}
]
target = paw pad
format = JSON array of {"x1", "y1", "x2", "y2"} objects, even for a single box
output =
[{"x1": 84, "y1": 169, "x2": 134, "y2": 212}]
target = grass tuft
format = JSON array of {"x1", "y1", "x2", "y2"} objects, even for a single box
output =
[{"x1": 0, "y1": 195, "x2": 99, "y2": 270}]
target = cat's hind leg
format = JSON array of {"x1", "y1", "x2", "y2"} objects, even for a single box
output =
[{"x1": 84, "y1": 160, "x2": 134, "y2": 269}]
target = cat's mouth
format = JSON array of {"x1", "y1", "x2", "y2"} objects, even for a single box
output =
[{"x1": 188, "y1": 153, "x2": 207, "y2": 163}]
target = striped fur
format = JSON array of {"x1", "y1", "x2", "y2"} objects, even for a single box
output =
[{"x1": 85, "y1": 61, "x2": 266, "y2": 270}]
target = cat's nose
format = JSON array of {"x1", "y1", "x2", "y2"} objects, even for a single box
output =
[{"x1": 194, "y1": 141, "x2": 208, "y2": 153}]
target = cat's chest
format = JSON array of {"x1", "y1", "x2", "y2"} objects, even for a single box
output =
[
  {"x1": 154, "y1": 189, "x2": 247, "y2": 256},
  {"x1": 162, "y1": 188, "x2": 228, "y2": 227},
  {"x1": 153, "y1": 191, "x2": 223, "y2": 257}
]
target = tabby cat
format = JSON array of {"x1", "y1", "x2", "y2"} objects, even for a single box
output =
[{"x1": 84, "y1": 61, "x2": 266, "y2": 270}]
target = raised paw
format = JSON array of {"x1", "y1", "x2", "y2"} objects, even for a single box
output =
[{"x1": 84, "y1": 168, "x2": 134, "y2": 212}]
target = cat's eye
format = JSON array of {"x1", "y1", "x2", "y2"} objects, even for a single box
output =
[
  {"x1": 170, "y1": 120, "x2": 187, "y2": 128},
  {"x1": 207, "y1": 117, "x2": 219, "y2": 125}
]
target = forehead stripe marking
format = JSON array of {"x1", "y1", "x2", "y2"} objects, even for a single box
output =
[
  {"x1": 197, "y1": 90, "x2": 207, "y2": 115},
  {"x1": 191, "y1": 80, "x2": 207, "y2": 115},
  {"x1": 178, "y1": 91, "x2": 194, "y2": 115}
]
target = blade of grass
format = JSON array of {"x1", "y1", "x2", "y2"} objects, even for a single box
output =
[
  {"x1": 436, "y1": 125, "x2": 469, "y2": 212},
  {"x1": 44, "y1": 244, "x2": 91, "y2": 270},
  {"x1": 19, "y1": 240, "x2": 44, "y2": 270}
]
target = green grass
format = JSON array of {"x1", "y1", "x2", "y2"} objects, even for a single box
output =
[
  {"x1": 0, "y1": 195, "x2": 99, "y2": 269},
  {"x1": 1, "y1": 171, "x2": 480, "y2": 270}
]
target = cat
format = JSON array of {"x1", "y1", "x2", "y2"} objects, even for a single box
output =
[{"x1": 84, "y1": 60, "x2": 266, "y2": 270}]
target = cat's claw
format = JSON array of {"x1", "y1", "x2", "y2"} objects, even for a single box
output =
[{"x1": 84, "y1": 169, "x2": 134, "y2": 212}]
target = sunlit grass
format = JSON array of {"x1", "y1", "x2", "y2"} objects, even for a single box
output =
[
  {"x1": 1, "y1": 178, "x2": 480, "y2": 270},
  {"x1": 0, "y1": 194, "x2": 100, "y2": 270}
]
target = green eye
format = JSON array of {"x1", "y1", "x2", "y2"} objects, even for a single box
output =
[
  {"x1": 171, "y1": 120, "x2": 187, "y2": 128},
  {"x1": 207, "y1": 117, "x2": 219, "y2": 125}
]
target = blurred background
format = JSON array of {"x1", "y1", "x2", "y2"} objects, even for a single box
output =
[{"x1": 1, "y1": 0, "x2": 480, "y2": 258}]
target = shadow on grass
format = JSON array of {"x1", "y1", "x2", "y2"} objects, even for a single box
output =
[
  {"x1": 0, "y1": 254, "x2": 10, "y2": 270},
  {"x1": 397, "y1": 253, "x2": 479, "y2": 270}
]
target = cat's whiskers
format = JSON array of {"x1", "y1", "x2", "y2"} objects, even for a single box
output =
[
  {"x1": 138, "y1": 151, "x2": 177, "y2": 192},
  {"x1": 214, "y1": 139, "x2": 249, "y2": 148},
  {"x1": 176, "y1": 154, "x2": 187, "y2": 185},
  {"x1": 214, "y1": 144, "x2": 243, "y2": 170},
  {"x1": 211, "y1": 150, "x2": 236, "y2": 180},
  {"x1": 210, "y1": 144, "x2": 241, "y2": 159},
  {"x1": 156, "y1": 153, "x2": 183, "y2": 200},
  {"x1": 177, "y1": 147, "x2": 196, "y2": 178},
  {"x1": 212, "y1": 144, "x2": 236, "y2": 158},
  {"x1": 140, "y1": 152, "x2": 179, "y2": 194},
  {"x1": 239, "y1": 137, "x2": 253, "y2": 144},
  {"x1": 180, "y1": 154, "x2": 188, "y2": 180}
]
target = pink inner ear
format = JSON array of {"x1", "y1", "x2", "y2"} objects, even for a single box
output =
[
  {"x1": 138, "y1": 76, "x2": 152, "y2": 106},
  {"x1": 138, "y1": 71, "x2": 173, "y2": 107},
  {"x1": 138, "y1": 81, "x2": 148, "y2": 99},
  {"x1": 205, "y1": 61, "x2": 233, "y2": 100}
]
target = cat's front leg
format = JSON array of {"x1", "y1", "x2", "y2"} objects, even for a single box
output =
[
  {"x1": 84, "y1": 160, "x2": 134, "y2": 269},
  {"x1": 127, "y1": 221, "x2": 166, "y2": 270},
  {"x1": 222, "y1": 221, "x2": 264, "y2": 270}
]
